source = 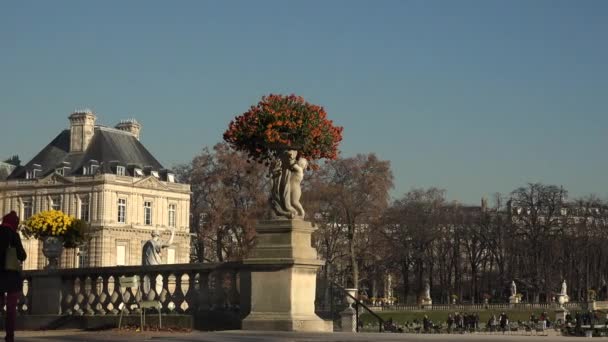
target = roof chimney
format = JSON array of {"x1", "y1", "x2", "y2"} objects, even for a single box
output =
[
  {"x1": 481, "y1": 197, "x2": 488, "y2": 212},
  {"x1": 115, "y1": 119, "x2": 141, "y2": 140},
  {"x1": 69, "y1": 109, "x2": 97, "y2": 152}
]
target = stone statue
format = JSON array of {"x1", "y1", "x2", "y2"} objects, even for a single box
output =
[
  {"x1": 510, "y1": 281, "x2": 517, "y2": 297},
  {"x1": 424, "y1": 283, "x2": 431, "y2": 300},
  {"x1": 269, "y1": 149, "x2": 307, "y2": 219},
  {"x1": 289, "y1": 156, "x2": 308, "y2": 218},
  {"x1": 142, "y1": 229, "x2": 175, "y2": 266},
  {"x1": 561, "y1": 280, "x2": 567, "y2": 296}
]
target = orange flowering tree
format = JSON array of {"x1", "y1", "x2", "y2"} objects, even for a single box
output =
[{"x1": 223, "y1": 94, "x2": 343, "y2": 166}]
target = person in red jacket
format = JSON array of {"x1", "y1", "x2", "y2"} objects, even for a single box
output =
[{"x1": 0, "y1": 211, "x2": 27, "y2": 342}]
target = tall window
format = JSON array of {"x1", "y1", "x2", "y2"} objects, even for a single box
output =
[
  {"x1": 51, "y1": 196, "x2": 61, "y2": 211},
  {"x1": 167, "y1": 248, "x2": 176, "y2": 264},
  {"x1": 144, "y1": 201, "x2": 152, "y2": 225},
  {"x1": 116, "y1": 166, "x2": 126, "y2": 176},
  {"x1": 116, "y1": 242, "x2": 127, "y2": 266},
  {"x1": 77, "y1": 245, "x2": 88, "y2": 268},
  {"x1": 168, "y1": 204, "x2": 176, "y2": 227},
  {"x1": 23, "y1": 199, "x2": 33, "y2": 219},
  {"x1": 118, "y1": 198, "x2": 127, "y2": 223},
  {"x1": 80, "y1": 196, "x2": 90, "y2": 222}
]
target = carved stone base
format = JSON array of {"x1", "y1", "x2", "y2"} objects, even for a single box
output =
[
  {"x1": 555, "y1": 308, "x2": 568, "y2": 323},
  {"x1": 421, "y1": 298, "x2": 433, "y2": 307},
  {"x1": 509, "y1": 296, "x2": 520, "y2": 304},
  {"x1": 243, "y1": 219, "x2": 332, "y2": 332},
  {"x1": 243, "y1": 312, "x2": 332, "y2": 332},
  {"x1": 340, "y1": 307, "x2": 357, "y2": 332}
]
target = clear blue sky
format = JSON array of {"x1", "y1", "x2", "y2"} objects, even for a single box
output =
[{"x1": 1, "y1": 0, "x2": 606, "y2": 204}]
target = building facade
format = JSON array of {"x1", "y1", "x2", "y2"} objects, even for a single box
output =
[{"x1": 0, "y1": 110, "x2": 190, "y2": 269}]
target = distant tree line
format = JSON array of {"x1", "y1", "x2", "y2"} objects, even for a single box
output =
[{"x1": 176, "y1": 143, "x2": 608, "y2": 304}]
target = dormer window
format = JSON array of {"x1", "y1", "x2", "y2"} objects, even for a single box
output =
[
  {"x1": 83, "y1": 160, "x2": 99, "y2": 176},
  {"x1": 151, "y1": 171, "x2": 159, "y2": 178},
  {"x1": 134, "y1": 168, "x2": 144, "y2": 177},
  {"x1": 167, "y1": 173, "x2": 175, "y2": 183},
  {"x1": 55, "y1": 162, "x2": 71, "y2": 177},
  {"x1": 26, "y1": 164, "x2": 42, "y2": 179},
  {"x1": 116, "y1": 165, "x2": 126, "y2": 176}
]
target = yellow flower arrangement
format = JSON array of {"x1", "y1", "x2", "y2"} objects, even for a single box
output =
[{"x1": 22, "y1": 210, "x2": 88, "y2": 248}]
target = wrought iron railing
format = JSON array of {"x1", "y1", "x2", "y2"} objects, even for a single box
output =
[
  {"x1": 315, "y1": 280, "x2": 384, "y2": 332},
  {"x1": 365, "y1": 302, "x2": 584, "y2": 312}
]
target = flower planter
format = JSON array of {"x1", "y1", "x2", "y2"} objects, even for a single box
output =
[{"x1": 42, "y1": 236, "x2": 64, "y2": 269}]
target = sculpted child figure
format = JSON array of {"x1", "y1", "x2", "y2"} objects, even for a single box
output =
[
  {"x1": 269, "y1": 150, "x2": 307, "y2": 219},
  {"x1": 289, "y1": 155, "x2": 308, "y2": 218}
]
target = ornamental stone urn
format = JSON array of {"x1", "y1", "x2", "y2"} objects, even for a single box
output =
[
  {"x1": 340, "y1": 288, "x2": 358, "y2": 333},
  {"x1": 344, "y1": 288, "x2": 358, "y2": 306},
  {"x1": 42, "y1": 236, "x2": 64, "y2": 269}
]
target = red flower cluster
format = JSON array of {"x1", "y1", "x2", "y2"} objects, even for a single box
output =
[{"x1": 223, "y1": 94, "x2": 343, "y2": 165}]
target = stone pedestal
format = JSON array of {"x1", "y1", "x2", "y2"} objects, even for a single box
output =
[
  {"x1": 31, "y1": 273, "x2": 62, "y2": 315},
  {"x1": 242, "y1": 219, "x2": 332, "y2": 332},
  {"x1": 420, "y1": 298, "x2": 432, "y2": 307},
  {"x1": 340, "y1": 307, "x2": 357, "y2": 332},
  {"x1": 509, "y1": 296, "x2": 520, "y2": 304},
  {"x1": 555, "y1": 308, "x2": 568, "y2": 324}
]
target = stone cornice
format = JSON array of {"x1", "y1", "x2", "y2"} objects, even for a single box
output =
[
  {"x1": 89, "y1": 223, "x2": 191, "y2": 236},
  {"x1": 0, "y1": 175, "x2": 190, "y2": 195}
]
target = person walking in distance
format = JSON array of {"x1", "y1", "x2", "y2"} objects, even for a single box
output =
[{"x1": 0, "y1": 211, "x2": 27, "y2": 342}]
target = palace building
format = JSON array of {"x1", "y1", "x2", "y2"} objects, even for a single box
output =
[{"x1": 0, "y1": 110, "x2": 191, "y2": 269}]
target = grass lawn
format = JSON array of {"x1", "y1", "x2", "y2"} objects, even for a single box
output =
[{"x1": 360, "y1": 309, "x2": 551, "y2": 326}]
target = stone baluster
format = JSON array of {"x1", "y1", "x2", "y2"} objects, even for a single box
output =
[
  {"x1": 96, "y1": 275, "x2": 110, "y2": 315},
  {"x1": 160, "y1": 271, "x2": 172, "y2": 310},
  {"x1": 61, "y1": 276, "x2": 76, "y2": 315},
  {"x1": 19, "y1": 276, "x2": 32, "y2": 314},
  {"x1": 171, "y1": 272, "x2": 186, "y2": 313},
  {"x1": 119, "y1": 274, "x2": 132, "y2": 313},
  {"x1": 183, "y1": 271, "x2": 197, "y2": 313},
  {"x1": 74, "y1": 277, "x2": 85, "y2": 315},
  {"x1": 107, "y1": 276, "x2": 119, "y2": 314},
  {"x1": 83, "y1": 276, "x2": 95, "y2": 315}
]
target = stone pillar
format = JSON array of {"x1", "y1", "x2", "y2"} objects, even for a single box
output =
[
  {"x1": 555, "y1": 308, "x2": 568, "y2": 324},
  {"x1": 31, "y1": 272, "x2": 63, "y2": 315},
  {"x1": 340, "y1": 307, "x2": 357, "y2": 332},
  {"x1": 242, "y1": 219, "x2": 332, "y2": 332}
]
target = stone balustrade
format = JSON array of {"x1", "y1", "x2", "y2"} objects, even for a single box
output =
[{"x1": 14, "y1": 263, "x2": 281, "y2": 320}]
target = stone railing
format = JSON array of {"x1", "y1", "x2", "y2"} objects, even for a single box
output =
[
  {"x1": 367, "y1": 302, "x2": 584, "y2": 312},
  {"x1": 15, "y1": 262, "x2": 292, "y2": 329}
]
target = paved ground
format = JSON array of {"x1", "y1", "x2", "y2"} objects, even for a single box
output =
[{"x1": 8, "y1": 330, "x2": 589, "y2": 342}]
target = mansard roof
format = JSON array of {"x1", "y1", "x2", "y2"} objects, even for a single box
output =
[{"x1": 8, "y1": 126, "x2": 164, "y2": 179}]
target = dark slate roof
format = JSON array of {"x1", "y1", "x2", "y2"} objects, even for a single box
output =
[{"x1": 8, "y1": 127, "x2": 164, "y2": 179}]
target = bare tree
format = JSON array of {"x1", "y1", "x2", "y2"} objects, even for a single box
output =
[
  {"x1": 313, "y1": 154, "x2": 393, "y2": 288},
  {"x1": 509, "y1": 183, "x2": 567, "y2": 302},
  {"x1": 177, "y1": 143, "x2": 267, "y2": 262}
]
